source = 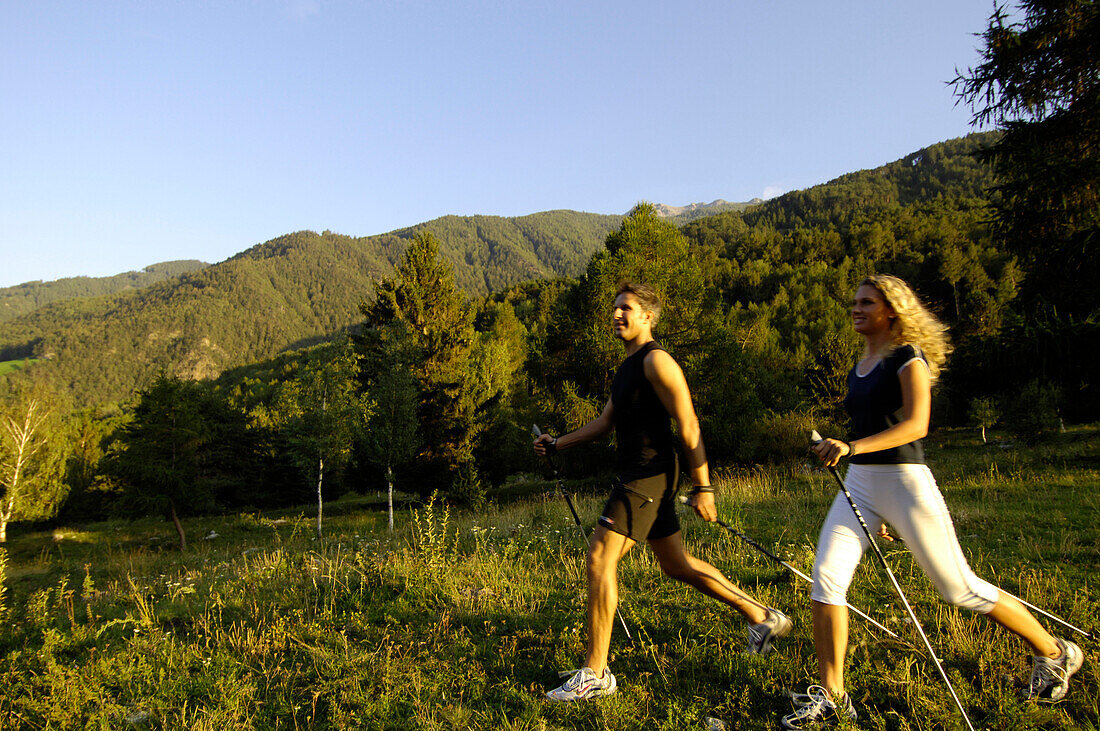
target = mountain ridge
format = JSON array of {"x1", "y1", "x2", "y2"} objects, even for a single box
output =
[
  {"x1": 0, "y1": 260, "x2": 209, "y2": 324},
  {"x1": 0, "y1": 211, "x2": 621, "y2": 404},
  {"x1": 0, "y1": 133, "x2": 999, "y2": 407}
]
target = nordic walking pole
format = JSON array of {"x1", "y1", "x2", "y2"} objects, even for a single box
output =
[
  {"x1": 886, "y1": 535, "x2": 1092, "y2": 639},
  {"x1": 998, "y1": 589, "x2": 1092, "y2": 640},
  {"x1": 811, "y1": 430, "x2": 976, "y2": 731},
  {"x1": 676, "y1": 495, "x2": 899, "y2": 639},
  {"x1": 533, "y1": 424, "x2": 633, "y2": 643},
  {"x1": 853, "y1": 529, "x2": 1086, "y2": 637}
]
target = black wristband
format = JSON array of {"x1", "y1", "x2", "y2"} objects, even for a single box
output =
[{"x1": 689, "y1": 485, "x2": 714, "y2": 496}]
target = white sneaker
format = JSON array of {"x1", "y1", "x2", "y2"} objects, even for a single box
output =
[
  {"x1": 1025, "y1": 638, "x2": 1084, "y2": 702},
  {"x1": 545, "y1": 666, "x2": 617, "y2": 701},
  {"x1": 746, "y1": 607, "x2": 793, "y2": 655},
  {"x1": 780, "y1": 685, "x2": 857, "y2": 729}
]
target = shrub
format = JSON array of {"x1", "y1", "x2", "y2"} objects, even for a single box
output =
[{"x1": 1006, "y1": 380, "x2": 1060, "y2": 445}]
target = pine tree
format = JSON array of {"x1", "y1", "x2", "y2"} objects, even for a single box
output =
[
  {"x1": 953, "y1": 0, "x2": 1100, "y2": 417},
  {"x1": 358, "y1": 232, "x2": 484, "y2": 500},
  {"x1": 108, "y1": 375, "x2": 213, "y2": 549}
]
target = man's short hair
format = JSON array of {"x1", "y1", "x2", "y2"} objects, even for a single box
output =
[{"x1": 616, "y1": 282, "x2": 662, "y2": 325}]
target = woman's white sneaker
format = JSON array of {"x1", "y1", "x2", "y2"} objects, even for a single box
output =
[
  {"x1": 780, "y1": 685, "x2": 856, "y2": 729},
  {"x1": 1025, "y1": 638, "x2": 1083, "y2": 702},
  {"x1": 545, "y1": 666, "x2": 617, "y2": 701}
]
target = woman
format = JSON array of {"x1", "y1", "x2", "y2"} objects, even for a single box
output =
[{"x1": 783, "y1": 275, "x2": 1083, "y2": 728}]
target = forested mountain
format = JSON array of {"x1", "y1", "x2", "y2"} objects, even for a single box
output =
[
  {"x1": 0, "y1": 260, "x2": 208, "y2": 323},
  {"x1": 385, "y1": 211, "x2": 622, "y2": 293},
  {"x1": 0, "y1": 211, "x2": 621, "y2": 405},
  {"x1": 744, "y1": 133, "x2": 999, "y2": 230},
  {"x1": 678, "y1": 131, "x2": 1019, "y2": 426},
  {"x1": 13, "y1": 129, "x2": 1068, "y2": 527},
  {"x1": 686, "y1": 131, "x2": 1004, "y2": 323}
]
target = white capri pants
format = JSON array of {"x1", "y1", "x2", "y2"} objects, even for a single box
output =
[{"x1": 812, "y1": 463, "x2": 999, "y2": 613}]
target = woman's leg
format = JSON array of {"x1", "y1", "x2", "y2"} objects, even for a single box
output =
[
  {"x1": 813, "y1": 601, "x2": 849, "y2": 694},
  {"x1": 986, "y1": 592, "x2": 1060, "y2": 658},
  {"x1": 811, "y1": 487, "x2": 877, "y2": 694},
  {"x1": 881, "y1": 465, "x2": 1059, "y2": 656}
]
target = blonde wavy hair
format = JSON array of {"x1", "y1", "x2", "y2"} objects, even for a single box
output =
[{"x1": 861, "y1": 274, "x2": 952, "y2": 382}]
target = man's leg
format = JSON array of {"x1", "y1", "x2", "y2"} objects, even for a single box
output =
[
  {"x1": 648, "y1": 531, "x2": 768, "y2": 625},
  {"x1": 584, "y1": 525, "x2": 634, "y2": 674}
]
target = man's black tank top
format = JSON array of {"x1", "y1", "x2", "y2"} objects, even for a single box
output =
[{"x1": 611, "y1": 341, "x2": 676, "y2": 479}]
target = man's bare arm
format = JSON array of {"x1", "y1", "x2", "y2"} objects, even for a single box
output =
[{"x1": 644, "y1": 349, "x2": 716, "y2": 521}]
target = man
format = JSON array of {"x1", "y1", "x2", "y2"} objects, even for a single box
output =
[{"x1": 534, "y1": 282, "x2": 792, "y2": 701}]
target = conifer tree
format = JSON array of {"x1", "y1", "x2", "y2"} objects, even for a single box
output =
[
  {"x1": 953, "y1": 0, "x2": 1100, "y2": 416},
  {"x1": 108, "y1": 375, "x2": 213, "y2": 549},
  {"x1": 358, "y1": 232, "x2": 484, "y2": 500}
]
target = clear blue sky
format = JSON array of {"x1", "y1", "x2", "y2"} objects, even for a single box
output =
[{"x1": 1, "y1": 1, "x2": 998, "y2": 288}]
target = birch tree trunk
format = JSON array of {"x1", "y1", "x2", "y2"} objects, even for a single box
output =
[
  {"x1": 0, "y1": 498, "x2": 12, "y2": 543},
  {"x1": 387, "y1": 464, "x2": 394, "y2": 531},
  {"x1": 1, "y1": 398, "x2": 47, "y2": 544},
  {"x1": 316, "y1": 454, "x2": 325, "y2": 540}
]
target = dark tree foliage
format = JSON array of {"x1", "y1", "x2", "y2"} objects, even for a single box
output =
[
  {"x1": 106, "y1": 375, "x2": 215, "y2": 549},
  {"x1": 358, "y1": 321, "x2": 421, "y2": 529},
  {"x1": 470, "y1": 299, "x2": 532, "y2": 487},
  {"x1": 267, "y1": 338, "x2": 365, "y2": 538},
  {"x1": 358, "y1": 232, "x2": 485, "y2": 501},
  {"x1": 953, "y1": 0, "x2": 1100, "y2": 417},
  {"x1": 106, "y1": 374, "x2": 264, "y2": 547}
]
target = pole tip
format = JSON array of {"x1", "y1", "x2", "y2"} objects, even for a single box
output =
[{"x1": 810, "y1": 429, "x2": 822, "y2": 445}]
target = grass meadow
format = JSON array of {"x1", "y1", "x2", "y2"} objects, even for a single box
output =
[
  {"x1": 1, "y1": 427, "x2": 1097, "y2": 730},
  {"x1": 0, "y1": 359, "x2": 40, "y2": 377}
]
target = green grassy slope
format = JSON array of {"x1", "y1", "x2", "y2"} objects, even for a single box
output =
[{"x1": 1, "y1": 427, "x2": 1095, "y2": 729}]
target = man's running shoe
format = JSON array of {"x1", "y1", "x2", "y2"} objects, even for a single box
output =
[
  {"x1": 780, "y1": 685, "x2": 857, "y2": 729},
  {"x1": 545, "y1": 666, "x2": 617, "y2": 701},
  {"x1": 1024, "y1": 638, "x2": 1083, "y2": 702},
  {"x1": 746, "y1": 607, "x2": 793, "y2": 655}
]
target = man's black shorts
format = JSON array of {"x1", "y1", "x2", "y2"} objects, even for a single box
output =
[{"x1": 598, "y1": 458, "x2": 680, "y2": 542}]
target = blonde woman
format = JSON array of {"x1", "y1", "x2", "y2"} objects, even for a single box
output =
[{"x1": 783, "y1": 275, "x2": 1083, "y2": 728}]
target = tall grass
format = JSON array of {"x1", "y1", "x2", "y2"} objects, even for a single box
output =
[{"x1": 0, "y1": 428, "x2": 1096, "y2": 729}]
